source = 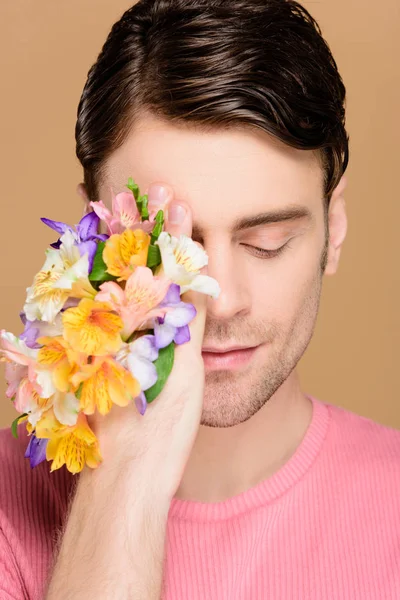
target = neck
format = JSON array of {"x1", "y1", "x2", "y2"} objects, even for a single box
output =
[{"x1": 174, "y1": 370, "x2": 313, "y2": 503}]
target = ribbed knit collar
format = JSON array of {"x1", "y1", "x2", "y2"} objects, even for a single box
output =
[{"x1": 168, "y1": 394, "x2": 331, "y2": 522}]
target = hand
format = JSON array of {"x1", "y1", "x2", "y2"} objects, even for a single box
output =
[{"x1": 85, "y1": 182, "x2": 205, "y2": 499}]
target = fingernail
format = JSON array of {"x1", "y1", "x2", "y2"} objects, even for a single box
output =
[
  {"x1": 168, "y1": 203, "x2": 186, "y2": 225},
  {"x1": 147, "y1": 184, "x2": 171, "y2": 207}
]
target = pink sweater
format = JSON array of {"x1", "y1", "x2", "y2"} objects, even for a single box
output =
[{"x1": 1, "y1": 394, "x2": 400, "y2": 599}]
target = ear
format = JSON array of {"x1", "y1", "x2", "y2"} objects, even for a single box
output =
[
  {"x1": 76, "y1": 183, "x2": 91, "y2": 215},
  {"x1": 324, "y1": 175, "x2": 348, "y2": 276}
]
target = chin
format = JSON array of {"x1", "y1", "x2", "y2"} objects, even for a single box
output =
[{"x1": 200, "y1": 372, "x2": 264, "y2": 428}]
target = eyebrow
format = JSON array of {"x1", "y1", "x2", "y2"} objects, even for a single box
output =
[{"x1": 192, "y1": 205, "x2": 313, "y2": 239}]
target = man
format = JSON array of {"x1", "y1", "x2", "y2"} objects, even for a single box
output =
[{"x1": 1, "y1": 0, "x2": 399, "y2": 598}]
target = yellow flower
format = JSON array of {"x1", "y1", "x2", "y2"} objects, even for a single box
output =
[
  {"x1": 35, "y1": 408, "x2": 102, "y2": 474},
  {"x1": 103, "y1": 228, "x2": 150, "y2": 280},
  {"x1": 37, "y1": 336, "x2": 84, "y2": 392},
  {"x1": 62, "y1": 299, "x2": 123, "y2": 356},
  {"x1": 71, "y1": 356, "x2": 140, "y2": 415}
]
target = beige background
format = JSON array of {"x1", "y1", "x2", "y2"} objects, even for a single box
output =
[{"x1": 0, "y1": 1, "x2": 399, "y2": 429}]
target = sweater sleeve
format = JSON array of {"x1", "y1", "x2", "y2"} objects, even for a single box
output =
[{"x1": 0, "y1": 526, "x2": 26, "y2": 599}]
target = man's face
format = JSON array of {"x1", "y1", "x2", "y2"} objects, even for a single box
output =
[{"x1": 98, "y1": 114, "x2": 331, "y2": 429}]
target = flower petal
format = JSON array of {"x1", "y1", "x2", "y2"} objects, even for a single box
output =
[
  {"x1": 89, "y1": 200, "x2": 112, "y2": 223},
  {"x1": 76, "y1": 212, "x2": 100, "y2": 241},
  {"x1": 20, "y1": 322, "x2": 41, "y2": 349},
  {"x1": 52, "y1": 391, "x2": 80, "y2": 426},
  {"x1": 127, "y1": 354, "x2": 158, "y2": 390},
  {"x1": 41, "y1": 218, "x2": 70, "y2": 235},
  {"x1": 164, "y1": 302, "x2": 196, "y2": 327},
  {"x1": 128, "y1": 334, "x2": 159, "y2": 362},
  {"x1": 154, "y1": 319, "x2": 176, "y2": 349},
  {"x1": 25, "y1": 434, "x2": 49, "y2": 468},
  {"x1": 114, "y1": 191, "x2": 141, "y2": 229},
  {"x1": 181, "y1": 274, "x2": 221, "y2": 299},
  {"x1": 78, "y1": 240, "x2": 97, "y2": 272},
  {"x1": 161, "y1": 283, "x2": 181, "y2": 305},
  {"x1": 35, "y1": 370, "x2": 56, "y2": 398},
  {"x1": 174, "y1": 324, "x2": 191, "y2": 345},
  {"x1": 55, "y1": 254, "x2": 90, "y2": 290},
  {"x1": 134, "y1": 391, "x2": 147, "y2": 416}
]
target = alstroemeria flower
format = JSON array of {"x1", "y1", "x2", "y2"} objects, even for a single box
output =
[
  {"x1": 25, "y1": 433, "x2": 49, "y2": 468},
  {"x1": 23, "y1": 229, "x2": 97, "y2": 324},
  {"x1": 116, "y1": 334, "x2": 159, "y2": 390},
  {"x1": 0, "y1": 333, "x2": 54, "y2": 427},
  {"x1": 155, "y1": 232, "x2": 221, "y2": 298},
  {"x1": 102, "y1": 228, "x2": 151, "y2": 280},
  {"x1": 95, "y1": 266, "x2": 171, "y2": 339},
  {"x1": 19, "y1": 312, "x2": 63, "y2": 349},
  {"x1": 62, "y1": 298, "x2": 123, "y2": 356},
  {"x1": 90, "y1": 191, "x2": 141, "y2": 235},
  {"x1": 48, "y1": 390, "x2": 80, "y2": 426},
  {"x1": 116, "y1": 335, "x2": 159, "y2": 416},
  {"x1": 89, "y1": 190, "x2": 158, "y2": 236},
  {"x1": 0, "y1": 330, "x2": 55, "y2": 404},
  {"x1": 34, "y1": 408, "x2": 102, "y2": 473},
  {"x1": 4, "y1": 363, "x2": 53, "y2": 427},
  {"x1": 1, "y1": 332, "x2": 80, "y2": 427},
  {"x1": 149, "y1": 283, "x2": 196, "y2": 349},
  {"x1": 70, "y1": 356, "x2": 140, "y2": 415},
  {"x1": 41, "y1": 211, "x2": 108, "y2": 272},
  {"x1": 36, "y1": 336, "x2": 85, "y2": 393}
]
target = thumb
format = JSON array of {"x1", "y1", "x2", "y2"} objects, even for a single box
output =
[{"x1": 177, "y1": 288, "x2": 206, "y2": 358}]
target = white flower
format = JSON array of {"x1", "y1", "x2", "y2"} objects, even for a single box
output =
[
  {"x1": 24, "y1": 229, "x2": 93, "y2": 323},
  {"x1": 116, "y1": 335, "x2": 158, "y2": 391},
  {"x1": 155, "y1": 232, "x2": 220, "y2": 298},
  {"x1": 52, "y1": 390, "x2": 80, "y2": 426}
]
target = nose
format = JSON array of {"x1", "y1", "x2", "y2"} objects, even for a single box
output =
[{"x1": 204, "y1": 243, "x2": 251, "y2": 320}]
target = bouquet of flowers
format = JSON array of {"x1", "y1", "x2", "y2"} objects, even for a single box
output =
[{"x1": 0, "y1": 178, "x2": 220, "y2": 474}]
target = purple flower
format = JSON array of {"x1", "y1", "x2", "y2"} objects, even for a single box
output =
[
  {"x1": 19, "y1": 316, "x2": 41, "y2": 349},
  {"x1": 24, "y1": 433, "x2": 48, "y2": 468},
  {"x1": 153, "y1": 284, "x2": 196, "y2": 349},
  {"x1": 19, "y1": 311, "x2": 63, "y2": 349},
  {"x1": 41, "y1": 212, "x2": 108, "y2": 272},
  {"x1": 116, "y1": 335, "x2": 159, "y2": 417},
  {"x1": 134, "y1": 391, "x2": 148, "y2": 416},
  {"x1": 117, "y1": 334, "x2": 159, "y2": 389}
]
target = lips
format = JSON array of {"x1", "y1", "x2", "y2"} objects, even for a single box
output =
[
  {"x1": 202, "y1": 345, "x2": 257, "y2": 353},
  {"x1": 201, "y1": 345, "x2": 260, "y2": 370}
]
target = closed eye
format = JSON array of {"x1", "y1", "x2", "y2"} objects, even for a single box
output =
[{"x1": 241, "y1": 241, "x2": 292, "y2": 259}]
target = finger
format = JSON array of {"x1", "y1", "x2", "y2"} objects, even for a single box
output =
[
  {"x1": 146, "y1": 182, "x2": 174, "y2": 213},
  {"x1": 147, "y1": 182, "x2": 193, "y2": 239},
  {"x1": 164, "y1": 200, "x2": 193, "y2": 239},
  {"x1": 179, "y1": 288, "x2": 206, "y2": 355}
]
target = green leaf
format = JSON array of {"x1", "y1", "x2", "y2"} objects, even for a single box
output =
[
  {"x1": 146, "y1": 244, "x2": 162, "y2": 269},
  {"x1": 75, "y1": 383, "x2": 83, "y2": 400},
  {"x1": 126, "y1": 177, "x2": 139, "y2": 200},
  {"x1": 140, "y1": 194, "x2": 149, "y2": 221},
  {"x1": 150, "y1": 210, "x2": 164, "y2": 244},
  {"x1": 11, "y1": 413, "x2": 28, "y2": 439},
  {"x1": 144, "y1": 343, "x2": 175, "y2": 403},
  {"x1": 89, "y1": 242, "x2": 116, "y2": 282}
]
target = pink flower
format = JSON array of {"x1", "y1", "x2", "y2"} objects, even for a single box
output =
[
  {"x1": 1, "y1": 330, "x2": 39, "y2": 387},
  {"x1": 90, "y1": 187, "x2": 159, "y2": 236},
  {"x1": 95, "y1": 267, "x2": 171, "y2": 340},
  {"x1": 0, "y1": 330, "x2": 54, "y2": 419}
]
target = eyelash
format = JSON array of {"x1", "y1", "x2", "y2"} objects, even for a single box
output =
[{"x1": 242, "y1": 241, "x2": 292, "y2": 259}]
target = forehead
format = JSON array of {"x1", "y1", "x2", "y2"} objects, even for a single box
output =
[{"x1": 102, "y1": 114, "x2": 323, "y2": 231}]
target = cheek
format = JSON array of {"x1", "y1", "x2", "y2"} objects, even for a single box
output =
[{"x1": 248, "y1": 240, "x2": 322, "y2": 324}]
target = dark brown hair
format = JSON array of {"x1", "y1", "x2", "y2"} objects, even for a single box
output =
[{"x1": 75, "y1": 0, "x2": 349, "y2": 210}]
